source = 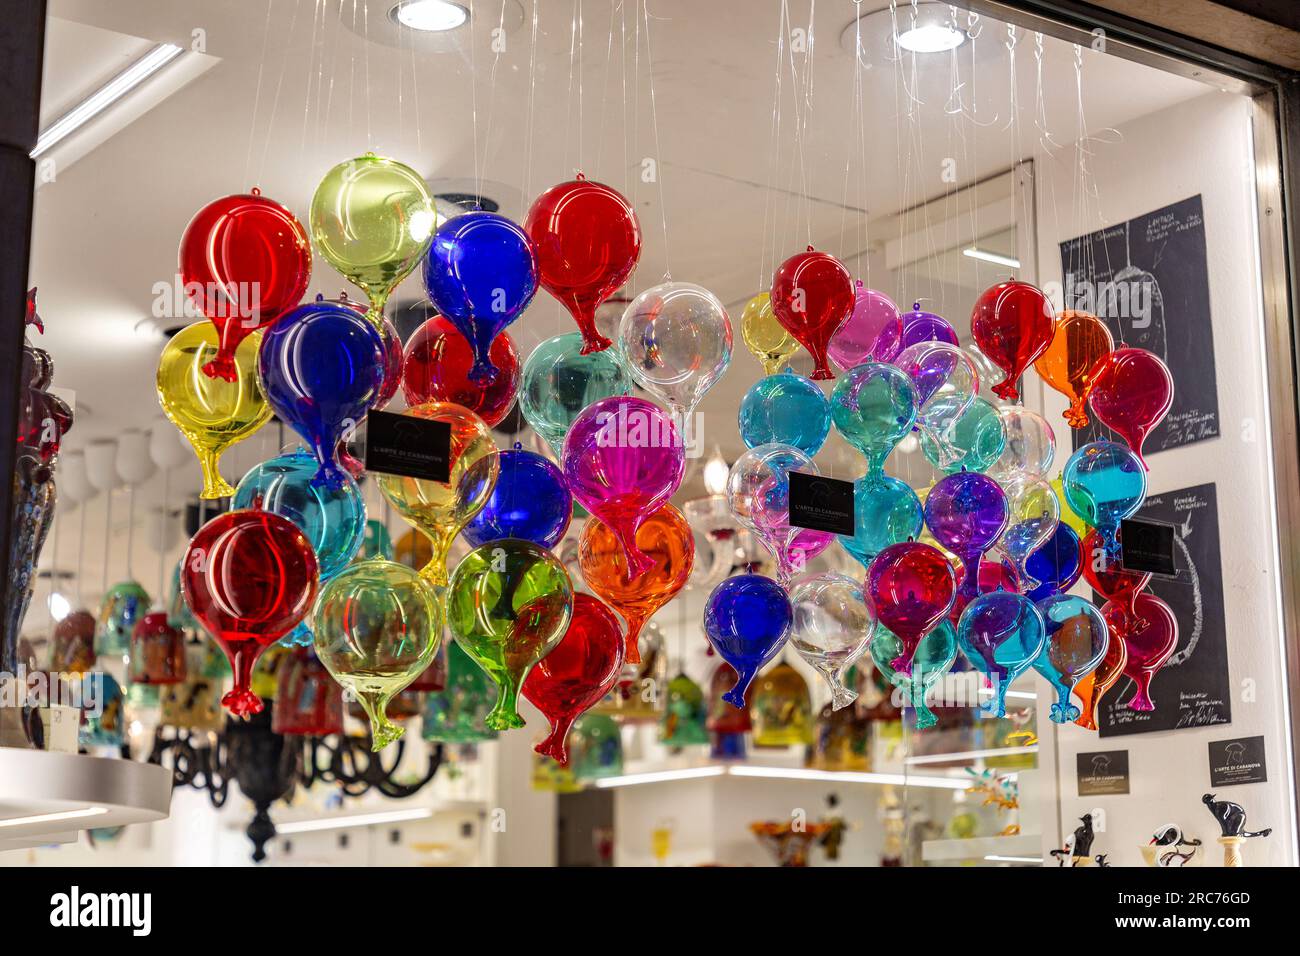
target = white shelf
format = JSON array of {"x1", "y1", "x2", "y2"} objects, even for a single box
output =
[
  {"x1": 0, "y1": 749, "x2": 172, "y2": 851},
  {"x1": 922, "y1": 832, "x2": 1043, "y2": 863}
]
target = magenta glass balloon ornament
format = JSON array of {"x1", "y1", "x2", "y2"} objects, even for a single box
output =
[
  {"x1": 828, "y1": 282, "x2": 903, "y2": 370},
  {"x1": 562, "y1": 396, "x2": 685, "y2": 577},
  {"x1": 865, "y1": 541, "x2": 956, "y2": 676},
  {"x1": 924, "y1": 470, "x2": 1009, "y2": 604}
]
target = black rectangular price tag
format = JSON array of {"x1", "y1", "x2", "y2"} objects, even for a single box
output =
[
  {"x1": 787, "y1": 471, "x2": 855, "y2": 537},
  {"x1": 363, "y1": 409, "x2": 451, "y2": 483},
  {"x1": 1120, "y1": 518, "x2": 1178, "y2": 576}
]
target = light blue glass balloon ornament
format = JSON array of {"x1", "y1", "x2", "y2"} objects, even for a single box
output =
[
  {"x1": 956, "y1": 590, "x2": 1046, "y2": 718},
  {"x1": 1032, "y1": 593, "x2": 1108, "y2": 723},
  {"x1": 462, "y1": 445, "x2": 572, "y2": 549},
  {"x1": 870, "y1": 621, "x2": 957, "y2": 730},
  {"x1": 919, "y1": 396, "x2": 1006, "y2": 474},
  {"x1": 79, "y1": 672, "x2": 125, "y2": 748},
  {"x1": 738, "y1": 371, "x2": 831, "y2": 457},
  {"x1": 838, "y1": 474, "x2": 923, "y2": 571},
  {"x1": 519, "y1": 332, "x2": 632, "y2": 456},
  {"x1": 829, "y1": 361, "x2": 916, "y2": 475},
  {"x1": 234, "y1": 449, "x2": 367, "y2": 647},
  {"x1": 703, "y1": 574, "x2": 792, "y2": 708},
  {"x1": 1061, "y1": 440, "x2": 1146, "y2": 554},
  {"x1": 257, "y1": 297, "x2": 387, "y2": 486},
  {"x1": 1023, "y1": 522, "x2": 1083, "y2": 602},
  {"x1": 423, "y1": 210, "x2": 538, "y2": 383}
]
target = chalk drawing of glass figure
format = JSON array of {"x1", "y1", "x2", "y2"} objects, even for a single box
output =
[{"x1": 1105, "y1": 221, "x2": 1167, "y2": 361}]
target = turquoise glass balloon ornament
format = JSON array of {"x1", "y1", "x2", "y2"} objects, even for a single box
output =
[
  {"x1": 234, "y1": 449, "x2": 367, "y2": 647},
  {"x1": 738, "y1": 372, "x2": 831, "y2": 457},
  {"x1": 919, "y1": 396, "x2": 1005, "y2": 474},
  {"x1": 97, "y1": 581, "x2": 151, "y2": 656},
  {"x1": 79, "y1": 672, "x2": 125, "y2": 749},
  {"x1": 838, "y1": 474, "x2": 923, "y2": 571},
  {"x1": 519, "y1": 332, "x2": 631, "y2": 456},
  {"x1": 956, "y1": 590, "x2": 1047, "y2": 718},
  {"x1": 870, "y1": 622, "x2": 957, "y2": 730},
  {"x1": 829, "y1": 361, "x2": 916, "y2": 475},
  {"x1": 1061, "y1": 440, "x2": 1146, "y2": 554},
  {"x1": 1033, "y1": 593, "x2": 1108, "y2": 723}
]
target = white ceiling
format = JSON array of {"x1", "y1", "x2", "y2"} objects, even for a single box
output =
[{"x1": 24, "y1": 0, "x2": 1214, "y2": 615}]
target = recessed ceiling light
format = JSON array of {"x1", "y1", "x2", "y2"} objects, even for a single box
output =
[
  {"x1": 32, "y1": 43, "x2": 183, "y2": 158},
  {"x1": 963, "y1": 247, "x2": 1021, "y2": 269},
  {"x1": 896, "y1": 22, "x2": 966, "y2": 54},
  {"x1": 391, "y1": 0, "x2": 469, "y2": 32}
]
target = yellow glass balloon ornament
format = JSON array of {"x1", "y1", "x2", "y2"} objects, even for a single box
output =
[
  {"x1": 156, "y1": 321, "x2": 272, "y2": 498},
  {"x1": 741, "y1": 291, "x2": 800, "y2": 375},
  {"x1": 313, "y1": 558, "x2": 442, "y2": 750},
  {"x1": 309, "y1": 153, "x2": 437, "y2": 328},
  {"x1": 374, "y1": 402, "x2": 499, "y2": 586},
  {"x1": 447, "y1": 539, "x2": 574, "y2": 731}
]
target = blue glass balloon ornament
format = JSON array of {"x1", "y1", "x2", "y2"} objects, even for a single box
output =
[
  {"x1": 1061, "y1": 440, "x2": 1146, "y2": 554},
  {"x1": 738, "y1": 371, "x2": 831, "y2": 457},
  {"x1": 919, "y1": 396, "x2": 1006, "y2": 475},
  {"x1": 838, "y1": 474, "x2": 923, "y2": 571},
  {"x1": 1032, "y1": 593, "x2": 1108, "y2": 723},
  {"x1": 955, "y1": 590, "x2": 1047, "y2": 718},
  {"x1": 257, "y1": 297, "x2": 387, "y2": 487},
  {"x1": 829, "y1": 361, "x2": 917, "y2": 475},
  {"x1": 234, "y1": 449, "x2": 367, "y2": 646},
  {"x1": 1023, "y1": 522, "x2": 1082, "y2": 602},
  {"x1": 870, "y1": 621, "x2": 957, "y2": 730},
  {"x1": 462, "y1": 445, "x2": 572, "y2": 549},
  {"x1": 703, "y1": 574, "x2": 792, "y2": 709},
  {"x1": 519, "y1": 332, "x2": 632, "y2": 456},
  {"x1": 423, "y1": 211, "x2": 538, "y2": 383}
]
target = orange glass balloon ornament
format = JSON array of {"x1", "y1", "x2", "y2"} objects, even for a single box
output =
[
  {"x1": 1034, "y1": 310, "x2": 1114, "y2": 428},
  {"x1": 1073, "y1": 627, "x2": 1128, "y2": 731},
  {"x1": 579, "y1": 504, "x2": 694, "y2": 666},
  {"x1": 522, "y1": 594, "x2": 626, "y2": 765}
]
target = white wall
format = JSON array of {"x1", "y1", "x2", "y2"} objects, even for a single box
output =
[{"x1": 1032, "y1": 91, "x2": 1296, "y2": 866}]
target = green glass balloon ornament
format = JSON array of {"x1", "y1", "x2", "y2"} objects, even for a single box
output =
[
  {"x1": 446, "y1": 539, "x2": 574, "y2": 731},
  {"x1": 313, "y1": 559, "x2": 442, "y2": 750},
  {"x1": 422, "y1": 640, "x2": 499, "y2": 744}
]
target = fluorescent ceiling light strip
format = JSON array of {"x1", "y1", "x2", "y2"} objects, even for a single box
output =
[
  {"x1": 32, "y1": 42, "x2": 184, "y2": 158},
  {"x1": 0, "y1": 806, "x2": 109, "y2": 830},
  {"x1": 273, "y1": 807, "x2": 435, "y2": 835},
  {"x1": 963, "y1": 247, "x2": 1022, "y2": 269},
  {"x1": 594, "y1": 766, "x2": 726, "y2": 788},
  {"x1": 984, "y1": 854, "x2": 1042, "y2": 863},
  {"x1": 976, "y1": 686, "x2": 1038, "y2": 701},
  {"x1": 904, "y1": 745, "x2": 1038, "y2": 765}
]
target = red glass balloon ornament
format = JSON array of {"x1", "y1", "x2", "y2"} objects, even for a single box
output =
[
  {"x1": 401, "y1": 316, "x2": 520, "y2": 427},
  {"x1": 180, "y1": 506, "x2": 319, "y2": 717},
  {"x1": 178, "y1": 190, "x2": 312, "y2": 382},
  {"x1": 525, "y1": 175, "x2": 642, "y2": 354},
  {"x1": 1080, "y1": 527, "x2": 1151, "y2": 633},
  {"x1": 970, "y1": 280, "x2": 1056, "y2": 401},
  {"x1": 1087, "y1": 347, "x2": 1173, "y2": 470},
  {"x1": 523, "y1": 594, "x2": 626, "y2": 765},
  {"x1": 128, "y1": 612, "x2": 187, "y2": 685},
  {"x1": 1104, "y1": 592, "x2": 1177, "y2": 712},
  {"x1": 866, "y1": 541, "x2": 956, "y2": 676},
  {"x1": 770, "y1": 247, "x2": 854, "y2": 380}
]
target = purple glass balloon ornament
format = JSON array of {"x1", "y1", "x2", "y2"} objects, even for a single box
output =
[
  {"x1": 924, "y1": 470, "x2": 1009, "y2": 605},
  {"x1": 899, "y1": 303, "x2": 959, "y2": 351}
]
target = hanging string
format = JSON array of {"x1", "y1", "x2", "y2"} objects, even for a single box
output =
[
  {"x1": 477, "y1": 0, "x2": 511, "y2": 204},
  {"x1": 157, "y1": 469, "x2": 170, "y2": 609},
  {"x1": 243, "y1": 0, "x2": 276, "y2": 187},
  {"x1": 47, "y1": 507, "x2": 60, "y2": 625},
  {"x1": 759, "y1": 0, "x2": 788, "y2": 290},
  {"x1": 100, "y1": 490, "x2": 112, "y2": 601},
  {"x1": 76, "y1": 499, "x2": 87, "y2": 608},
  {"x1": 522, "y1": 0, "x2": 540, "y2": 203},
  {"x1": 259, "y1": 0, "x2": 306, "y2": 185},
  {"x1": 640, "y1": 0, "x2": 671, "y2": 280},
  {"x1": 125, "y1": 485, "x2": 137, "y2": 581}
]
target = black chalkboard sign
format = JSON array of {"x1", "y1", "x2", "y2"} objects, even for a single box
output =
[
  {"x1": 1098, "y1": 482, "x2": 1230, "y2": 736},
  {"x1": 1060, "y1": 195, "x2": 1220, "y2": 455}
]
